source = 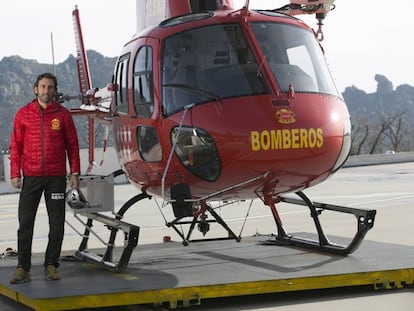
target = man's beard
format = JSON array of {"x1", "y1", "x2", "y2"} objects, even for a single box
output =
[{"x1": 38, "y1": 94, "x2": 53, "y2": 104}]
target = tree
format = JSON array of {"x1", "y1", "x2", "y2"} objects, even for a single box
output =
[
  {"x1": 351, "y1": 119, "x2": 369, "y2": 155},
  {"x1": 351, "y1": 111, "x2": 408, "y2": 154}
]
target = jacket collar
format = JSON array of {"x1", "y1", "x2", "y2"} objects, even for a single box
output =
[{"x1": 30, "y1": 99, "x2": 60, "y2": 113}]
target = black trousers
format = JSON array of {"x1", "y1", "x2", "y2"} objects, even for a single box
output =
[{"x1": 17, "y1": 176, "x2": 67, "y2": 271}]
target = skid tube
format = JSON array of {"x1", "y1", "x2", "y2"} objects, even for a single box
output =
[
  {"x1": 265, "y1": 191, "x2": 376, "y2": 255},
  {"x1": 66, "y1": 172, "x2": 152, "y2": 272}
]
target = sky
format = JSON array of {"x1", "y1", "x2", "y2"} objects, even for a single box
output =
[{"x1": 1, "y1": 0, "x2": 413, "y2": 93}]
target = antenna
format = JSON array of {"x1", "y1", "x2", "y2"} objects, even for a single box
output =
[
  {"x1": 50, "y1": 32, "x2": 57, "y2": 76},
  {"x1": 50, "y1": 32, "x2": 67, "y2": 103}
]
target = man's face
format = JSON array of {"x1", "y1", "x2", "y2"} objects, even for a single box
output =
[{"x1": 34, "y1": 78, "x2": 56, "y2": 105}]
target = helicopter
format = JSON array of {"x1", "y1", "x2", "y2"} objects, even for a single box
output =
[{"x1": 65, "y1": 0, "x2": 376, "y2": 272}]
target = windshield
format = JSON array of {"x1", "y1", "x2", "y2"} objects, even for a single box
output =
[
  {"x1": 162, "y1": 23, "x2": 268, "y2": 115},
  {"x1": 251, "y1": 22, "x2": 339, "y2": 96},
  {"x1": 161, "y1": 21, "x2": 339, "y2": 116}
]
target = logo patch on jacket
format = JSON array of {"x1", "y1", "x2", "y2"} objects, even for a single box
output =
[
  {"x1": 51, "y1": 192, "x2": 65, "y2": 200},
  {"x1": 51, "y1": 118, "x2": 61, "y2": 130}
]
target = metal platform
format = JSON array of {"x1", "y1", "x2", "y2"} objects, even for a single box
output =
[{"x1": 1, "y1": 234, "x2": 413, "y2": 311}]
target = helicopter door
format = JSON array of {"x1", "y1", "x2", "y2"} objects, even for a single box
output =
[
  {"x1": 133, "y1": 45, "x2": 161, "y2": 162},
  {"x1": 113, "y1": 44, "x2": 161, "y2": 164}
]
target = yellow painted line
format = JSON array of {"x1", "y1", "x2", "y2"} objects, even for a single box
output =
[
  {"x1": 0, "y1": 284, "x2": 19, "y2": 301},
  {"x1": 79, "y1": 262, "x2": 139, "y2": 280},
  {"x1": 5, "y1": 268, "x2": 414, "y2": 310},
  {"x1": 115, "y1": 273, "x2": 139, "y2": 281}
]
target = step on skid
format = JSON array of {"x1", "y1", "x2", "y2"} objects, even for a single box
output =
[{"x1": 65, "y1": 173, "x2": 147, "y2": 272}]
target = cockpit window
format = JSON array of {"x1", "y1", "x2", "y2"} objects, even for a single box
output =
[
  {"x1": 115, "y1": 54, "x2": 130, "y2": 114},
  {"x1": 161, "y1": 23, "x2": 268, "y2": 116},
  {"x1": 160, "y1": 12, "x2": 213, "y2": 27},
  {"x1": 251, "y1": 22, "x2": 339, "y2": 96},
  {"x1": 133, "y1": 46, "x2": 154, "y2": 118}
]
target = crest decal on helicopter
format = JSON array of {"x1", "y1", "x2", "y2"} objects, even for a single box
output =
[{"x1": 275, "y1": 109, "x2": 296, "y2": 124}]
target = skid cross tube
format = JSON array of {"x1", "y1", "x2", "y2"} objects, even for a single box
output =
[
  {"x1": 166, "y1": 201, "x2": 241, "y2": 246},
  {"x1": 267, "y1": 191, "x2": 376, "y2": 255}
]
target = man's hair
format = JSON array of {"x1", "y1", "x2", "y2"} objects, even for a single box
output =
[{"x1": 34, "y1": 72, "x2": 58, "y2": 89}]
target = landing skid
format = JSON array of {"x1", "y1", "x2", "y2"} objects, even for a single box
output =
[
  {"x1": 66, "y1": 173, "x2": 150, "y2": 272},
  {"x1": 67, "y1": 176, "x2": 376, "y2": 273},
  {"x1": 73, "y1": 211, "x2": 140, "y2": 272},
  {"x1": 164, "y1": 177, "x2": 375, "y2": 255},
  {"x1": 265, "y1": 191, "x2": 377, "y2": 255}
]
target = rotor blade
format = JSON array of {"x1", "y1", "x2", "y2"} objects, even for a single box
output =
[
  {"x1": 72, "y1": 6, "x2": 95, "y2": 173},
  {"x1": 72, "y1": 6, "x2": 92, "y2": 97}
]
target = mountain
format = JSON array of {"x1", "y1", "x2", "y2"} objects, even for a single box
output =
[
  {"x1": 1, "y1": 54, "x2": 414, "y2": 154},
  {"x1": 0, "y1": 51, "x2": 116, "y2": 151},
  {"x1": 343, "y1": 74, "x2": 414, "y2": 121},
  {"x1": 0, "y1": 51, "x2": 116, "y2": 109},
  {"x1": 343, "y1": 74, "x2": 414, "y2": 153}
]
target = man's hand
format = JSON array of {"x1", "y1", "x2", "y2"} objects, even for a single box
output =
[
  {"x1": 69, "y1": 174, "x2": 80, "y2": 189},
  {"x1": 11, "y1": 177, "x2": 22, "y2": 189}
]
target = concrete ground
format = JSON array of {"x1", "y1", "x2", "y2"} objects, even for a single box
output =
[{"x1": 0, "y1": 162, "x2": 413, "y2": 310}]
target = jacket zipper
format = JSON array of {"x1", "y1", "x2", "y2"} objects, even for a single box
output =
[{"x1": 41, "y1": 109, "x2": 45, "y2": 176}]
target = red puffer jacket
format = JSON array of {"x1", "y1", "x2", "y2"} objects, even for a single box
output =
[{"x1": 9, "y1": 99, "x2": 80, "y2": 178}]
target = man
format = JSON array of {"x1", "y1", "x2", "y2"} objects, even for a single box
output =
[{"x1": 9, "y1": 72, "x2": 80, "y2": 283}]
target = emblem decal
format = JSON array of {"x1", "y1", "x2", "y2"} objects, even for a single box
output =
[
  {"x1": 51, "y1": 118, "x2": 61, "y2": 130},
  {"x1": 275, "y1": 109, "x2": 296, "y2": 124}
]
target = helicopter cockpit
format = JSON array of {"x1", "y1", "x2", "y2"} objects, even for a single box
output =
[
  {"x1": 162, "y1": 22, "x2": 268, "y2": 115},
  {"x1": 161, "y1": 13, "x2": 339, "y2": 116}
]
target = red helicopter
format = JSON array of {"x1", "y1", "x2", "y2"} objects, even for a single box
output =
[{"x1": 65, "y1": 0, "x2": 376, "y2": 272}]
